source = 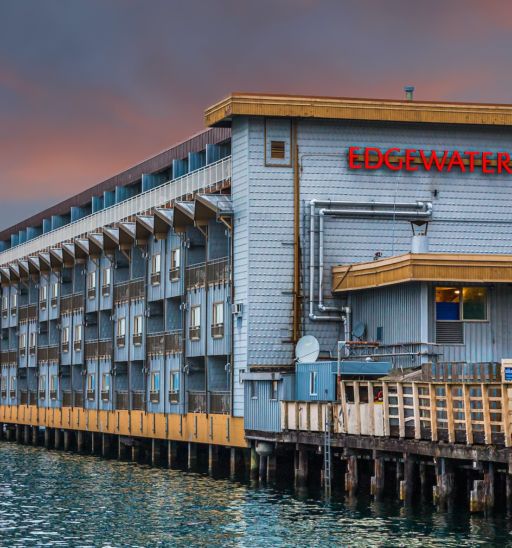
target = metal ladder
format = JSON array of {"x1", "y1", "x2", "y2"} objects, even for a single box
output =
[{"x1": 324, "y1": 407, "x2": 332, "y2": 496}]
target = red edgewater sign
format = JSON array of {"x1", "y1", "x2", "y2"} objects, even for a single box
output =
[{"x1": 348, "y1": 146, "x2": 512, "y2": 174}]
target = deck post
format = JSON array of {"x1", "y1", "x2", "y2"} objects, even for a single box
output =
[
  {"x1": 345, "y1": 454, "x2": 358, "y2": 496},
  {"x1": 208, "y1": 444, "x2": 219, "y2": 474},
  {"x1": 250, "y1": 447, "x2": 259, "y2": 480},
  {"x1": 44, "y1": 427, "x2": 51, "y2": 448},
  {"x1": 187, "y1": 442, "x2": 197, "y2": 470},
  {"x1": 131, "y1": 443, "x2": 140, "y2": 462},
  {"x1": 167, "y1": 440, "x2": 177, "y2": 468},
  {"x1": 229, "y1": 448, "x2": 238, "y2": 478},
  {"x1": 470, "y1": 462, "x2": 495, "y2": 513},
  {"x1": 77, "y1": 431, "x2": 85, "y2": 453},
  {"x1": 419, "y1": 461, "x2": 430, "y2": 498},
  {"x1": 267, "y1": 452, "x2": 277, "y2": 482},
  {"x1": 371, "y1": 454, "x2": 385, "y2": 500},
  {"x1": 151, "y1": 439, "x2": 159, "y2": 466},
  {"x1": 433, "y1": 458, "x2": 455, "y2": 510},
  {"x1": 295, "y1": 446, "x2": 309, "y2": 487},
  {"x1": 31, "y1": 425, "x2": 38, "y2": 446},
  {"x1": 396, "y1": 456, "x2": 404, "y2": 498},
  {"x1": 63, "y1": 430, "x2": 71, "y2": 451},
  {"x1": 102, "y1": 434, "x2": 111, "y2": 458},
  {"x1": 401, "y1": 453, "x2": 416, "y2": 504},
  {"x1": 23, "y1": 425, "x2": 30, "y2": 445},
  {"x1": 91, "y1": 432, "x2": 96, "y2": 455},
  {"x1": 15, "y1": 424, "x2": 22, "y2": 443},
  {"x1": 54, "y1": 428, "x2": 61, "y2": 450}
]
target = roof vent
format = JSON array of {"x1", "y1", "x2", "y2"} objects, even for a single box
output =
[{"x1": 404, "y1": 86, "x2": 415, "y2": 101}]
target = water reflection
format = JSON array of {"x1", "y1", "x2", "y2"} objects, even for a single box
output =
[{"x1": 0, "y1": 443, "x2": 511, "y2": 547}]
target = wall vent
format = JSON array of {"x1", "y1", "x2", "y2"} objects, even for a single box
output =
[
  {"x1": 270, "y1": 140, "x2": 285, "y2": 159},
  {"x1": 435, "y1": 321, "x2": 463, "y2": 344}
]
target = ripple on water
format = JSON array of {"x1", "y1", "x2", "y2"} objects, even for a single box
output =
[{"x1": 0, "y1": 443, "x2": 512, "y2": 547}]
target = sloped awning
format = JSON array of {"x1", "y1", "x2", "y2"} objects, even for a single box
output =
[
  {"x1": 154, "y1": 208, "x2": 174, "y2": 240},
  {"x1": 194, "y1": 194, "x2": 233, "y2": 223},
  {"x1": 332, "y1": 253, "x2": 512, "y2": 293},
  {"x1": 173, "y1": 202, "x2": 195, "y2": 232}
]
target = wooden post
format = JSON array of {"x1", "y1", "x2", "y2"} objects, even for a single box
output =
[
  {"x1": 31, "y1": 425, "x2": 38, "y2": 446},
  {"x1": 54, "y1": 428, "x2": 61, "y2": 450},
  {"x1": 429, "y1": 383, "x2": 438, "y2": 442},
  {"x1": 15, "y1": 424, "x2": 22, "y2": 444},
  {"x1": 208, "y1": 444, "x2": 219, "y2": 474},
  {"x1": 44, "y1": 427, "x2": 51, "y2": 448},
  {"x1": 295, "y1": 446, "x2": 309, "y2": 487},
  {"x1": 463, "y1": 384, "x2": 473, "y2": 445},
  {"x1": 77, "y1": 431, "x2": 85, "y2": 453},
  {"x1": 481, "y1": 384, "x2": 492, "y2": 445},
  {"x1": 470, "y1": 462, "x2": 495, "y2": 513},
  {"x1": 102, "y1": 434, "x2": 111, "y2": 458},
  {"x1": 502, "y1": 383, "x2": 511, "y2": 448},
  {"x1": 371, "y1": 453, "x2": 385, "y2": 501},
  {"x1": 230, "y1": 448, "x2": 237, "y2": 478},
  {"x1": 397, "y1": 384, "x2": 405, "y2": 438},
  {"x1": 250, "y1": 447, "x2": 259, "y2": 480},
  {"x1": 23, "y1": 425, "x2": 30, "y2": 445},
  {"x1": 445, "y1": 383, "x2": 455, "y2": 443},
  {"x1": 131, "y1": 443, "x2": 140, "y2": 463},
  {"x1": 151, "y1": 439, "x2": 159, "y2": 466},
  {"x1": 167, "y1": 440, "x2": 177, "y2": 468},
  {"x1": 63, "y1": 430, "x2": 71, "y2": 451},
  {"x1": 433, "y1": 458, "x2": 455, "y2": 511},
  {"x1": 187, "y1": 442, "x2": 197, "y2": 470},
  {"x1": 412, "y1": 383, "x2": 421, "y2": 440},
  {"x1": 345, "y1": 454, "x2": 358, "y2": 496},
  {"x1": 401, "y1": 453, "x2": 416, "y2": 504},
  {"x1": 267, "y1": 453, "x2": 277, "y2": 482},
  {"x1": 419, "y1": 461, "x2": 430, "y2": 499}
]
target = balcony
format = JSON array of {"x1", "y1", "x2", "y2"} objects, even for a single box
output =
[
  {"x1": 114, "y1": 279, "x2": 144, "y2": 303},
  {"x1": 188, "y1": 391, "x2": 207, "y2": 413},
  {"x1": 101, "y1": 284, "x2": 111, "y2": 297},
  {"x1": 62, "y1": 390, "x2": 72, "y2": 407},
  {"x1": 0, "y1": 389, "x2": 6, "y2": 399},
  {"x1": 0, "y1": 157, "x2": 231, "y2": 266},
  {"x1": 209, "y1": 391, "x2": 230, "y2": 414},
  {"x1": 189, "y1": 326, "x2": 201, "y2": 341},
  {"x1": 85, "y1": 339, "x2": 113, "y2": 360},
  {"x1": 37, "y1": 345, "x2": 59, "y2": 363},
  {"x1": 60, "y1": 295, "x2": 73, "y2": 315},
  {"x1": 115, "y1": 390, "x2": 129, "y2": 410},
  {"x1": 149, "y1": 390, "x2": 160, "y2": 404},
  {"x1": 169, "y1": 390, "x2": 180, "y2": 404},
  {"x1": 2, "y1": 309, "x2": 7, "y2": 319},
  {"x1": 86, "y1": 389, "x2": 95, "y2": 401},
  {"x1": 132, "y1": 390, "x2": 144, "y2": 410},
  {"x1": 73, "y1": 391, "x2": 83, "y2": 407},
  {"x1": 101, "y1": 390, "x2": 110, "y2": 402},
  {"x1": 211, "y1": 323, "x2": 224, "y2": 339},
  {"x1": 165, "y1": 331, "x2": 182, "y2": 354},
  {"x1": 132, "y1": 334, "x2": 143, "y2": 346},
  {"x1": 169, "y1": 267, "x2": 180, "y2": 282},
  {"x1": 207, "y1": 257, "x2": 229, "y2": 285},
  {"x1": 186, "y1": 263, "x2": 206, "y2": 290}
]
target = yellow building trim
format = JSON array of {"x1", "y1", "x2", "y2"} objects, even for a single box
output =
[
  {"x1": 205, "y1": 92, "x2": 512, "y2": 127},
  {"x1": 0, "y1": 405, "x2": 248, "y2": 448},
  {"x1": 332, "y1": 253, "x2": 512, "y2": 292}
]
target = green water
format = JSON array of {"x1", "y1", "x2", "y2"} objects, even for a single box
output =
[{"x1": 0, "y1": 442, "x2": 511, "y2": 547}]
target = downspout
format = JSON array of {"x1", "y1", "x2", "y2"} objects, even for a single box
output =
[{"x1": 292, "y1": 121, "x2": 301, "y2": 343}]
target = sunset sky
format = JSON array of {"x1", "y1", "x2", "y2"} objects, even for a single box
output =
[{"x1": 1, "y1": 0, "x2": 511, "y2": 230}]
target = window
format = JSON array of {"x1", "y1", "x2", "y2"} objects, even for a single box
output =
[
  {"x1": 40, "y1": 285, "x2": 47, "y2": 303},
  {"x1": 51, "y1": 282, "x2": 59, "y2": 299},
  {"x1": 170, "y1": 372, "x2": 180, "y2": 403},
  {"x1": 270, "y1": 380, "x2": 278, "y2": 400},
  {"x1": 2, "y1": 295, "x2": 7, "y2": 311},
  {"x1": 150, "y1": 371, "x2": 160, "y2": 392},
  {"x1": 11, "y1": 292, "x2": 17, "y2": 310},
  {"x1": 29, "y1": 331, "x2": 36, "y2": 349},
  {"x1": 87, "y1": 374, "x2": 95, "y2": 399},
  {"x1": 62, "y1": 326, "x2": 70, "y2": 351},
  {"x1": 87, "y1": 271, "x2": 97, "y2": 290},
  {"x1": 309, "y1": 371, "x2": 318, "y2": 396},
  {"x1": 249, "y1": 381, "x2": 257, "y2": 399},
  {"x1": 211, "y1": 302, "x2": 224, "y2": 338},
  {"x1": 152, "y1": 254, "x2": 161, "y2": 273},
  {"x1": 270, "y1": 140, "x2": 285, "y2": 159},
  {"x1": 133, "y1": 315, "x2": 143, "y2": 345},
  {"x1": 39, "y1": 375, "x2": 46, "y2": 398},
  {"x1": 19, "y1": 333, "x2": 26, "y2": 350},
  {"x1": 74, "y1": 324, "x2": 83, "y2": 343},
  {"x1": 50, "y1": 375, "x2": 58, "y2": 399},
  {"x1": 117, "y1": 317, "x2": 126, "y2": 346},
  {"x1": 170, "y1": 249, "x2": 180, "y2": 281},
  {"x1": 103, "y1": 267, "x2": 112, "y2": 287},
  {"x1": 189, "y1": 305, "x2": 201, "y2": 340},
  {"x1": 435, "y1": 286, "x2": 488, "y2": 344},
  {"x1": 10, "y1": 375, "x2": 16, "y2": 392},
  {"x1": 102, "y1": 373, "x2": 110, "y2": 391}
]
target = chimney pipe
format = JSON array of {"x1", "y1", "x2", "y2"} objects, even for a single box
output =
[{"x1": 404, "y1": 86, "x2": 415, "y2": 100}]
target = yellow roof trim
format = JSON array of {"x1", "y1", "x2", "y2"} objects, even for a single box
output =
[
  {"x1": 205, "y1": 92, "x2": 512, "y2": 127},
  {"x1": 332, "y1": 253, "x2": 512, "y2": 293}
]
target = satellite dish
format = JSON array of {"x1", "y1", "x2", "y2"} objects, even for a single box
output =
[
  {"x1": 295, "y1": 335, "x2": 320, "y2": 363},
  {"x1": 352, "y1": 321, "x2": 366, "y2": 340}
]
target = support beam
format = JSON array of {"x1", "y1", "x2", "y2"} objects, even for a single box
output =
[
  {"x1": 187, "y1": 442, "x2": 197, "y2": 470},
  {"x1": 345, "y1": 455, "x2": 358, "y2": 496},
  {"x1": 401, "y1": 454, "x2": 416, "y2": 504},
  {"x1": 15, "y1": 424, "x2": 22, "y2": 444},
  {"x1": 371, "y1": 455, "x2": 385, "y2": 501},
  {"x1": 44, "y1": 428, "x2": 51, "y2": 448},
  {"x1": 208, "y1": 445, "x2": 219, "y2": 474},
  {"x1": 296, "y1": 447, "x2": 309, "y2": 487},
  {"x1": 433, "y1": 458, "x2": 455, "y2": 510}
]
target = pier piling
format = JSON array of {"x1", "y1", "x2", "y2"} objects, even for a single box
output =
[
  {"x1": 295, "y1": 447, "x2": 309, "y2": 487},
  {"x1": 77, "y1": 431, "x2": 85, "y2": 453},
  {"x1": 433, "y1": 458, "x2": 455, "y2": 510},
  {"x1": 31, "y1": 426, "x2": 38, "y2": 446},
  {"x1": 250, "y1": 447, "x2": 259, "y2": 480},
  {"x1": 345, "y1": 454, "x2": 358, "y2": 496},
  {"x1": 44, "y1": 428, "x2": 51, "y2": 448},
  {"x1": 208, "y1": 444, "x2": 218, "y2": 474},
  {"x1": 54, "y1": 428, "x2": 61, "y2": 450},
  {"x1": 470, "y1": 462, "x2": 495, "y2": 513},
  {"x1": 23, "y1": 425, "x2": 30, "y2": 445},
  {"x1": 167, "y1": 440, "x2": 177, "y2": 468},
  {"x1": 267, "y1": 452, "x2": 277, "y2": 482},
  {"x1": 187, "y1": 442, "x2": 197, "y2": 470},
  {"x1": 63, "y1": 430, "x2": 72, "y2": 451},
  {"x1": 371, "y1": 454, "x2": 385, "y2": 500}
]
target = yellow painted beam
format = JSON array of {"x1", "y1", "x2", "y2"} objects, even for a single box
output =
[{"x1": 0, "y1": 405, "x2": 248, "y2": 448}]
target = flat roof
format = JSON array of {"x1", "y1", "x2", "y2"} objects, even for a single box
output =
[
  {"x1": 0, "y1": 127, "x2": 231, "y2": 243},
  {"x1": 205, "y1": 92, "x2": 512, "y2": 127}
]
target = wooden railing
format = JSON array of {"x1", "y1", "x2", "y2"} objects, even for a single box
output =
[
  {"x1": 62, "y1": 391, "x2": 72, "y2": 407},
  {"x1": 132, "y1": 391, "x2": 144, "y2": 410},
  {"x1": 85, "y1": 339, "x2": 113, "y2": 360},
  {"x1": 188, "y1": 391, "x2": 206, "y2": 413},
  {"x1": 281, "y1": 379, "x2": 512, "y2": 447},
  {"x1": 206, "y1": 257, "x2": 229, "y2": 285},
  {"x1": 115, "y1": 391, "x2": 129, "y2": 410},
  {"x1": 147, "y1": 331, "x2": 182, "y2": 355},
  {"x1": 113, "y1": 279, "x2": 144, "y2": 303},
  {"x1": 208, "y1": 391, "x2": 230, "y2": 414}
]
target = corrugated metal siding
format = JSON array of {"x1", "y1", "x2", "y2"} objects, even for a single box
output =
[
  {"x1": 350, "y1": 283, "x2": 423, "y2": 344},
  {"x1": 296, "y1": 362, "x2": 336, "y2": 401},
  {"x1": 231, "y1": 118, "x2": 250, "y2": 417},
  {"x1": 244, "y1": 380, "x2": 282, "y2": 432}
]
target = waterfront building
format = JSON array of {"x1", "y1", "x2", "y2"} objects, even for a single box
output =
[{"x1": 3, "y1": 92, "x2": 512, "y2": 511}]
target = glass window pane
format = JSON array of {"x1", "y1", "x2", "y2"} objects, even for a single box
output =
[
  {"x1": 435, "y1": 287, "x2": 460, "y2": 320},
  {"x1": 462, "y1": 287, "x2": 487, "y2": 320}
]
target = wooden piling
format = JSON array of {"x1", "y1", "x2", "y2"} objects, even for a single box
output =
[
  {"x1": 77, "y1": 431, "x2": 85, "y2": 453},
  {"x1": 187, "y1": 442, "x2": 197, "y2": 470},
  {"x1": 295, "y1": 447, "x2": 309, "y2": 487},
  {"x1": 267, "y1": 453, "x2": 277, "y2": 482},
  {"x1": 23, "y1": 425, "x2": 30, "y2": 445},
  {"x1": 433, "y1": 458, "x2": 455, "y2": 510},
  {"x1": 167, "y1": 440, "x2": 177, "y2": 468},
  {"x1": 208, "y1": 444, "x2": 219, "y2": 474},
  {"x1": 371, "y1": 455, "x2": 385, "y2": 500},
  {"x1": 345, "y1": 454, "x2": 358, "y2": 496},
  {"x1": 54, "y1": 428, "x2": 61, "y2": 450},
  {"x1": 401, "y1": 454, "x2": 416, "y2": 504},
  {"x1": 31, "y1": 425, "x2": 38, "y2": 446},
  {"x1": 250, "y1": 447, "x2": 259, "y2": 480},
  {"x1": 63, "y1": 430, "x2": 72, "y2": 451},
  {"x1": 44, "y1": 427, "x2": 51, "y2": 448},
  {"x1": 470, "y1": 462, "x2": 495, "y2": 513}
]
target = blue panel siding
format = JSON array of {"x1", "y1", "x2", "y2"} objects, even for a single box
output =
[{"x1": 172, "y1": 159, "x2": 188, "y2": 178}]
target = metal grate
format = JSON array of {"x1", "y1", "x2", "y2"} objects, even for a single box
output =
[{"x1": 436, "y1": 321, "x2": 464, "y2": 344}]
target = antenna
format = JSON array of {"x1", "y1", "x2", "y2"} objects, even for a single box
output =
[{"x1": 295, "y1": 335, "x2": 320, "y2": 363}]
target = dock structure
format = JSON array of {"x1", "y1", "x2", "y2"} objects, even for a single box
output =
[{"x1": 2, "y1": 92, "x2": 512, "y2": 512}]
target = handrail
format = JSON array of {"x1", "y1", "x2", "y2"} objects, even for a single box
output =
[{"x1": 0, "y1": 157, "x2": 232, "y2": 266}]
